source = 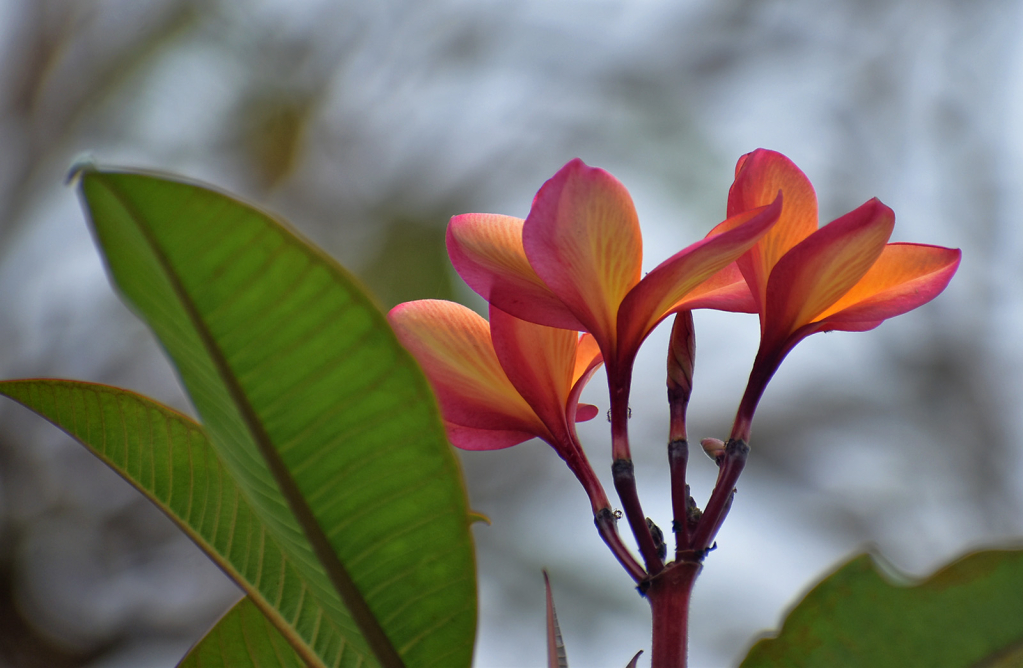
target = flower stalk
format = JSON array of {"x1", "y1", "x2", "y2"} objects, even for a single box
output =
[
  {"x1": 612, "y1": 458, "x2": 664, "y2": 575},
  {"x1": 691, "y1": 439, "x2": 748, "y2": 553},
  {"x1": 667, "y1": 439, "x2": 690, "y2": 557}
]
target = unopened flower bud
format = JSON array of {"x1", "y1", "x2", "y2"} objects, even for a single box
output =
[
  {"x1": 667, "y1": 311, "x2": 696, "y2": 441},
  {"x1": 700, "y1": 437, "x2": 726, "y2": 461}
]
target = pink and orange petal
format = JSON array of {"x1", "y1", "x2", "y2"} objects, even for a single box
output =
[
  {"x1": 727, "y1": 149, "x2": 961, "y2": 440},
  {"x1": 522, "y1": 158, "x2": 644, "y2": 352},
  {"x1": 446, "y1": 214, "x2": 585, "y2": 331},
  {"x1": 388, "y1": 299, "x2": 603, "y2": 457}
]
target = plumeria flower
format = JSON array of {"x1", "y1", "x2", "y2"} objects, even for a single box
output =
[
  {"x1": 727, "y1": 149, "x2": 962, "y2": 442},
  {"x1": 447, "y1": 158, "x2": 783, "y2": 461},
  {"x1": 387, "y1": 299, "x2": 607, "y2": 511}
]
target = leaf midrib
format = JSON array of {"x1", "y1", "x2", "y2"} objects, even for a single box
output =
[{"x1": 98, "y1": 178, "x2": 406, "y2": 668}]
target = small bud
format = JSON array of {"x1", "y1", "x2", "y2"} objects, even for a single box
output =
[
  {"x1": 701, "y1": 437, "x2": 726, "y2": 460},
  {"x1": 666, "y1": 311, "x2": 696, "y2": 442},
  {"x1": 667, "y1": 311, "x2": 696, "y2": 397}
]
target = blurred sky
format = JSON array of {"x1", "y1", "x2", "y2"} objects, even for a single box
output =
[{"x1": 1, "y1": 0, "x2": 1022, "y2": 666}]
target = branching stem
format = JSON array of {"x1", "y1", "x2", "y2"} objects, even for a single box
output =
[
  {"x1": 691, "y1": 439, "x2": 748, "y2": 551},
  {"x1": 667, "y1": 439, "x2": 690, "y2": 556},
  {"x1": 612, "y1": 459, "x2": 664, "y2": 575}
]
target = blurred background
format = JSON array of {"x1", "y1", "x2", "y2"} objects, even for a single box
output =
[{"x1": 0, "y1": 0, "x2": 1021, "y2": 665}]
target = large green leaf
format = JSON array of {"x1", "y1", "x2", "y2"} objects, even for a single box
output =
[
  {"x1": 0, "y1": 379, "x2": 362, "y2": 667},
  {"x1": 77, "y1": 169, "x2": 477, "y2": 667},
  {"x1": 741, "y1": 549, "x2": 1023, "y2": 667},
  {"x1": 179, "y1": 597, "x2": 306, "y2": 668}
]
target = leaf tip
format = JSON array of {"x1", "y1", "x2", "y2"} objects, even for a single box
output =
[{"x1": 66, "y1": 154, "x2": 99, "y2": 187}]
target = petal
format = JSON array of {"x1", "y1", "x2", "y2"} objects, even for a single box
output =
[
  {"x1": 388, "y1": 300, "x2": 544, "y2": 435},
  {"x1": 616, "y1": 196, "x2": 782, "y2": 359},
  {"x1": 572, "y1": 332, "x2": 603, "y2": 387},
  {"x1": 729, "y1": 149, "x2": 819, "y2": 313},
  {"x1": 815, "y1": 243, "x2": 961, "y2": 326},
  {"x1": 568, "y1": 332, "x2": 604, "y2": 428},
  {"x1": 446, "y1": 213, "x2": 584, "y2": 330},
  {"x1": 444, "y1": 422, "x2": 537, "y2": 451},
  {"x1": 669, "y1": 263, "x2": 757, "y2": 313},
  {"x1": 762, "y1": 198, "x2": 895, "y2": 349},
  {"x1": 489, "y1": 305, "x2": 578, "y2": 443},
  {"x1": 523, "y1": 159, "x2": 643, "y2": 353}
]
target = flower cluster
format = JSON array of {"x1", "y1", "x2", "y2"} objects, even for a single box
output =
[{"x1": 388, "y1": 149, "x2": 960, "y2": 578}]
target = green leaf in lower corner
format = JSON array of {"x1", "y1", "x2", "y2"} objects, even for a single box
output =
[
  {"x1": 0, "y1": 379, "x2": 362, "y2": 668},
  {"x1": 76, "y1": 169, "x2": 477, "y2": 667},
  {"x1": 740, "y1": 549, "x2": 1023, "y2": 668},
  {"x1": 179, "y1": 597, "x2": 306, "y2": 668}
]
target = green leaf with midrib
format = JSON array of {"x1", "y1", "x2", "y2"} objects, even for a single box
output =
[
  {"x1": 741, "y1": 549, "x2": 1023, "y2": 667},
  {"x1": 77, "y1": 169, "x2": 477, "y2": 667},
  {"x1": 178, "y1": 597, "x2": 307, "y2": 668},
  {"x1": 0, "y1": 379, "x2": 363, "y2": 667}
]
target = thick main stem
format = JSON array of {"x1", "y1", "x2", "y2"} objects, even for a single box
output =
[{"x1": 647, "y1": 559, "x2": 701, "y2": 668}]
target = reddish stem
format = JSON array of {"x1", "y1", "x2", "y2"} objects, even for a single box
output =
[
  {"x1": 563, "y1": 447, "x2": 611, "y2": 515},
  {"x1": 668, "y1": 395, "x2": 689, "y2": 443},
  {"x1": 691, "y1": 439, "x2": 747, "y2": 551},
  {"x1": 595, "y1": 508, "x2": 647, "y2": 582},
  {"x1": 610, "y1": 369, "x2": 633, "y2": 461},
  {"x1": 559, "y1": 441, "x2": 648, "y2": 581},
  {"x1": 667, "y1": 439, "x2": 690, "y2": 556},
  {"x1": 613, "y1": 459, "x2": 664, "y2": 575},
  {"x1": 647, "y1": 559, "x2": 701, "y2": 668}
]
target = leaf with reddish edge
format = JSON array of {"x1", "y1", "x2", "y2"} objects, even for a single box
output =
[
  {"x1": 615, "y1": 197, "x2": 783, "y2": 362},
  {"x1": 523, "y1": 158, "x2": 643, "y2": 353},
  {"x1": 730, "y1": 149, "x2": 819, "y2": 313},
  {"x1": 760, "y1": 198, "x2": 894, "y2": 351},
  {"x1": 446, "y1": 213, "x2": 584, "y2": 331},
  {"x1": 544, "y1": 570, "x2": 568, "y2": 668}
]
